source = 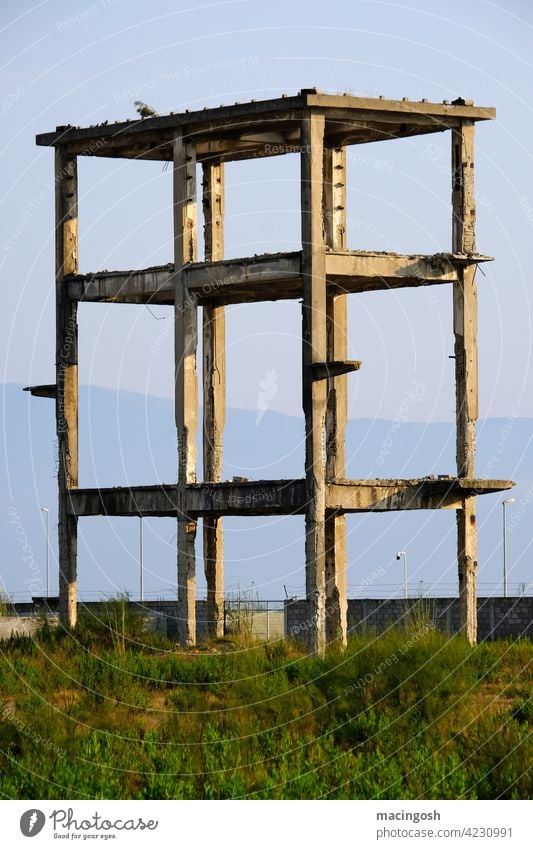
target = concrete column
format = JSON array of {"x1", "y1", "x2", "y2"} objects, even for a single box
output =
[
  {"x1": 173, "y1": 131, "x2": 198, "y2": 647},
  {"x1": 301, "y1": 114, "x2": 328, "y2": 655},
  {"x1": 55, "y1": 146, "x2": 78, "y2": 628},
  {"x1": 324, "y1": 146, "x2": 348, "y2": 647},
  {"x1": 452, "y1": 121, "x2": 478, "y2": 645},
  {"x1": 202, "y1": 161, "x2": 226, "y2": 638}
]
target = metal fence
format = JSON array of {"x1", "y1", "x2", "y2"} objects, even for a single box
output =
[
  {"x1": 3, "y1": 581, "x2": 533, "y2": 607},
  {"x1": 223, "y1": 599, "x2": 285, "y2": 640}
]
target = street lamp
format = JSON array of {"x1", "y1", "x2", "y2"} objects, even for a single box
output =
[
  {"x1": 396, "y1": 550, "x2": 408, "y2": 599},
  {"x1": 40, "y1": 507, "x2": 49, "y2": 598},
  {"x1": 502, "y1": 498, "x2": 515, "y2": 598}
]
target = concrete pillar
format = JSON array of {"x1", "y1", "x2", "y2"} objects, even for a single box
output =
[
  {"x1": 202, "y1": 161, "x2": 226, "y2": 638},
  {"x1": 55, "y1": 146, "x2": 78, "y2": 628},
  {"x1": 301, "y1": 114, "x2": 328, "y2": 655},
  {"x1": 452, "y1": 121, "x2": 478, "y2": 645},
  {"x1": 324, "y1": 146, "x2": 348, "y2": 647},
  {"x1": 173, "y1": 131, "x2": 198, "y2": 647}
]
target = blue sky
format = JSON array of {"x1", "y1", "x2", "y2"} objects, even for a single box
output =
[
  {"x1": 1, "y1": 0, "x2": 532, "y2": 422},
  {"x1": 1, "y1": 1, "x2": 532, "y2": 601}
]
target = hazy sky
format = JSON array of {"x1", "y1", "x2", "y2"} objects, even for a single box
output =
[
  {"x1": 1, "y1": 0, "x2": 532, "y2": 424},
  {"x1": 1, "y1": 0, "x2": 532, "y2": 602}
]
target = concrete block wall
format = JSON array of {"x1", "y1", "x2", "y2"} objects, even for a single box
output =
[
  {"x1": 0, "y1": 616, "x2": 58, "y2": 639},
  {"x1": 285, "y1": 597, "x2": 533, "y2": 642},
  {"x1": 6, "y1": 600, "x2": 208, "y2": 642},
  {"x1": 140, "y1": 601, "x2": 208, "y2": 642},
  {"x1": 4, "y1": 597, "x2": 531, "y2": 644}
]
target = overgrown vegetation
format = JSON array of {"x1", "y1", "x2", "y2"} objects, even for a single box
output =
[
  {"x1": 0, "y1": 588, "x2": 14, "y2": 617},
  {"x1": 0, "y1": 609, "x2": 530, "y2": 800}
]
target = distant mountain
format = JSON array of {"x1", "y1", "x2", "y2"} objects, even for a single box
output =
[{"x1": 2, "y1": 384, "x2": 532, "y2": 602}]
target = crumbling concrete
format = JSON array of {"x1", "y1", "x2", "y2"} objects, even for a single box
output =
[{"x1": 32, "y1": 90, "x2": 513, "y2": 652}]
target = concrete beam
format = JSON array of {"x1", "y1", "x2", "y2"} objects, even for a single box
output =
[
  {"x1": 327, "y1": 478, "x2": 513, "y2": 513},
  {"x1": 187, "y1": 480, "x2": 306, "y2": 516},
  {"x1": 66, "y1": 480, "x2": 306, "y2": 517},
  {"x1": 63, "y1": 251, "x2": 491, "y2": 305},
  {"x1": 185, "y1": 252, "x2": 302, "y2": 303},
  {"x1": 67, "y1": 478, "x2": 513, "y2": 519},
  {"x1": 36, "y1": 93, "x2": 495, "y2": 162},
  {"x1": 67, "y1": 485, "x2": 179, "y2": 516},
  {"x1": 311, "y1": 360, "x2": 361, "y2": 380},
  {"x1": 68, "y1": 265, "x2": 175, "y2": 304},
  {"x1": 23, "y1": 384, "x2": 56, "y2": 399},
  {"x1": 325, "y1": 251, "x2": 491, "y2": 292}
]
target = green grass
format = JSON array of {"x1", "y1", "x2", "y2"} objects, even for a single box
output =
[{"x1": 0, "y1": 612, "x2": 531, "y2": 800}]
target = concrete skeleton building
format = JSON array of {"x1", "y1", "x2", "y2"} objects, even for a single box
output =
[{"x1": 31, "y1": 88, "x2": 513, "y2": 654}]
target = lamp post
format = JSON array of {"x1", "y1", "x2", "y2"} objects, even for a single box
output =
[
  {"x1": 40, "y1": 507, "x2": 49, "y2": 597},
  {"x1": 396, "y1": 550, "x2": 408, "y2": 599},
  {"x1": 502, "y1": 498, "x2": 515, "y2": 598}
]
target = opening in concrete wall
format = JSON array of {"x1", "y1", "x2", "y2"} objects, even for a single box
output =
[
  {"x1": 76, "y1": 515, "x2": 304, "y2": 610},
  {"x1": 223, "y1": 299, "x2": 304, "y2": 481},
  {"x1": 223, "y1": 154, "x2": 301, "y2": 259},
  {"x1": 78, "y1": 158, "x2": 172, "y2": 273},
  {"x1": 345, "y1": 135, "x2": 451, "y2": 255},
  {"x1": 77, "y1": 516, "x2": 179, "y2": 602},
  {"x1": 345, "y1": 510, "x2": 458, "y2": 601},
  {"x1": 345, "y1": 284, "x2": 455, "y2": 479},
  {"x1": 222, "y1": 515, "x2": 305, "y2": 602},
  {"x1": 78, "y1": 302, "x2": 175, "y2": 487}
]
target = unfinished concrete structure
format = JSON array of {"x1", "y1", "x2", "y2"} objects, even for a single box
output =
[{"x1": 32, "y1": 89, "x2": 513, "y2": 653}]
